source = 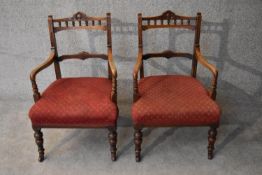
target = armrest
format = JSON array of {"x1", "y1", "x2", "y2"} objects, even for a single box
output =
[
  {"x1": 133, "y1": 51, "x2": 143, "y2": 102},
  {"x1": 195, "y1": 48, "x2": 218, "y2": 100},
  {"x1": 107, "y1": 49, "x2": 117, "y2": 103},
  {"x1": 30, "y1": 50, "x2": 56, "y2": 81},
  {"x1": 108, "y1": 49, "x2": 117, "y2": 78},
  {"x1": 133, "y1": 52, "x2": 143, "y2": 80},
  {"x1": 30, "y1": 50, "x2": 56, "y2": 102}
]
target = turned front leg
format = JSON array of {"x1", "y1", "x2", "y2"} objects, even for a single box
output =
[
  {"x1": 208, "y1": 126, "x2": 218, "y2": 159},
  {"x1": 134, "y1": 128, "x2": 143, "y2": 162},
  {"x1": 33, "y1": 128, "x2": 45, "y2": 162},
  {"x1": 108, "y1": 128, "x2": 117, "y2": 161}
]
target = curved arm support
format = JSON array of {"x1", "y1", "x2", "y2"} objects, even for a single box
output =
[
  {"x1": 133, "y1": 51, "x2": 143, "y2": 102},
  {"x1": 30, "y1": 50, "x2": 56, "y2": 102},
  {"x1": 195, "y1": 48, "x2": 218, "y2": 100},
  {"x1": 108, "y1": 49, "x2": 117, "y2": 103}
]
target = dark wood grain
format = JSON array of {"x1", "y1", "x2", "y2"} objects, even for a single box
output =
[
  {"x1": 192, "y1": 13, "x2": 202, "y2": 78},
  {"x1": 134, "y1": 128, "x2": 143, "y2": 162},
  {"x1": 33, "y1": 128, "x2": 45, "y2": 162},
  {"x1": 108, "y1": 127, "x2": 117, "y2": 161},
  {"x1": 48, "y1": 16, "x2": 61, "y2": 79},
  {"x1": 143, "y1": 50, "x2": 193, "y2": 60},
  {"x1": 208, "y1": 126, "x2": 218, "y2": 159},
  {"x1": 58, "y1": 51, "x2": 108, "y2": 61}
]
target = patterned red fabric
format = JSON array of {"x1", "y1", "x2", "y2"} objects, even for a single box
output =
[
  {"x1": 29, "y1": 77, "x2": 117, "y2": 127},
  {"x1": 132, "y1": 75, "x2": 220, "y2": 126}
]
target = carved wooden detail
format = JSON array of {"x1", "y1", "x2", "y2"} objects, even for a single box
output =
[
  {"x1": 208, "y1": 126, "x2": 217, "y2": 159},
  {"x1": 161, "y1": 10, "x2": 176, "y2": 19},
  {"x1": 33, "y1": 128, "x2": 45, "y2": 162},
  {"x1": 143, "y1": 50, "x2": 193, "y2": 60},
  {"x1": 58, "y1": 51, "x2": 108, "y2": 61},
  {"x1": 51, "y1": 12, "x2": 108, "y2": 32},
  {"x1": 141, "y1": 10, "x2": 197, "y2": 30},
  {"x1": 53, "y1": 24, "x2": 107, "y2": 32},
  {"x1": 134, "y1": 129, "x2": 143, "y2": 162},
  {"x1": 72, "y1": 12, "x2": 88, "y2": 20},
  {"x1": 108, "y1": 128, "x2": 117, "y2": 161}
]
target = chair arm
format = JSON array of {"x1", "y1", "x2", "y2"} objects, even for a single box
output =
[
  {"x1": 108, "y1": 49, "x2": 117, "y2": 103},
  {"x1": 133, "y1": 52, "x2": 143, "y2": 102},
  {"x1": 133, "y1": 52, "x2": 143, "y2": 80},
  {"x1": 108, "y1": 49, "x2": 117, "y2": 79},
  {"x1": 30, "y1": 50, "x2": 56, "y2": 102},
  {"x1": 195, "y1": 48, "x2": 218, "y2": 100}
]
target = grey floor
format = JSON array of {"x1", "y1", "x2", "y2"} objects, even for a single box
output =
[{"x1": 1, "y1": 90, "x2": 261, "y2": 175}]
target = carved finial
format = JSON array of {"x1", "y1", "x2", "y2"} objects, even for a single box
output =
[
  {"x1": 161, "y1": 10, "x2": 176, "y2": 19},
  {"x1": 72, "y1": 12, "x2": 88, "y2": 20}
]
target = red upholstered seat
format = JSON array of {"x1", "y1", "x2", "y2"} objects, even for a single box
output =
[
  {"x1": 132, "y1": 75, "x2": 220, "y2": 126},
  {"x1": 29, "y1": 77, "x2": 117, "y2": 127}
]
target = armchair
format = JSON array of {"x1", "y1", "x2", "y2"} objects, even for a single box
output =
[
  {"x1": 132, "y1": 11, "x2": 221, "y2": 162},
  {"x1": 29, "y1": 12, "x2": 118, "y2": 162}
]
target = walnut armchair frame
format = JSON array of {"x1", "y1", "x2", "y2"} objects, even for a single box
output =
[
  {"x1": 30, "y1": 12, "x2": 118, "y2": 162},
  {"x1": 133, "y1": 11, "x2": 219, "y2": 162}
]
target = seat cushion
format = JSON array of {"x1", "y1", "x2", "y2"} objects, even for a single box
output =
[
  {"x1": 29, "y1": 77, "x2": 117, "y2": 127},
  {"x1": 132, "y1": 75, "x2": 220, "y2": 126}
]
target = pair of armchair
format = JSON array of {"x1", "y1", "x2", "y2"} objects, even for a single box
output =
[{"x1": 29, "y1": 11, "x2": 220, "y2": 162}]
